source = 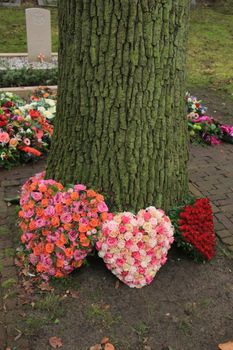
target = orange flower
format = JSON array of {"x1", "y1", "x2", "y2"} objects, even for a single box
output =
[
  {"x1": 71, "y1": 192, "x2": 79, "y2": 200},
  {"x1": 72, "y1": 260, "x2": 83, "y2": 268},
  {"x1": 19, "y1": 146, "x2": 41, "y2": 157},
  {"x1": 57, "y1": 183, "x2": 64, "y2": 191},
  {"x1": 36, "y1": 262, "x2": 44, "y2": 273},
  {"x1": 87, "y1": 189, "x2": 97, "y2": 197},
  {"x1": 55, "y1": 240, "x2": 64, "y2": 248},
  {"x1": 55, "y1": 203, "x2": 63, "y2": 214},
  {"x1": 79, "y1": 224, "x2": 88, "y2": 233},
  {"x1": 101, "y1": 212, "x2": 108, "y2": 221},
  {"x1": 38, "y1": 184, "x2": 47, "y2": 193},
  {"x1": 41, "y1": 198, "x2": 49, "y2": 207},
  {"x1": 51, "y1": 216, "x2": 60, "y2": 227},
  {"x1": 30, "y1": 183, "x2": 37, "y2": 191},
  {"x1": 56, "y1": 259, "x2": 64, "y2": 268},
  {"x1": 19, "y1": 222, "x2": 28, "y2": 231},
  {"x1": 96, "y1": 194, "x2": 104, "y2": 202},
  {"x1": 90, "y1": 218, "x2": 99, "y2": 228},
  {"x1": 65, "y1": 198, "x2": 73, "y2": 206},
  {"x1": 55, "y1": 270, "x2": 64, "y2": 278},
  {"x1": 36, "y1": 207, "x2": 44, "y2": 217},
  {"x1": 65, "y1": 248, "x2": 73, "y2": 258},
  {"x1": 18, "y1": 210, "x2": 24, "y2": 218},
  {"x1": 29, "y1": 221, "x2": 37, "y2": 230},
  {"x1": 28, "y1": 200, "x2": 35, "y2": 209},
  {"x1": 45, "y1": 243, "x2": 54, "y2": 254},
  {"x1": 33, "y1": 245, "x2": 43, "y2": 256},
  {"x1": 42, "y1": 228, "x2": 49, "y2": 236},
  {"x1": 72, "y1": 213, "x2": 80, "y2": 222},
  {"x1": 79, "y1": 233, "x2": 90, "y2": 247},
  {"x1": 60, "y1": 234, "x2": 67, "y2": 244},
  {"x1": 63, "y1": 223, "x2": 72, "y2": 231}
]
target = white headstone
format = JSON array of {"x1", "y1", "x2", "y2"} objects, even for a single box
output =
[{"x1": 26, "y1": 8, "x2": 52, "y2": 62}]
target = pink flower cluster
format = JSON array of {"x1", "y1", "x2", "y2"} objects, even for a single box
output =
[
  {"x1": 18, "y1": 172, "x2": 108, "y2": 280},
  {"x1": 96, "y1": 207, "x2": 174, "y2": 288}
]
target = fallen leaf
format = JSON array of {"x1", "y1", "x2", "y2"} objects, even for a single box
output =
[
  {"x1": 115, "y1": 281, "x2": 120, "y2": 289},
  {"x1": 101, "y1": 337, "x2": 109, "y2": 344},
  {"x1": 104, "y1": 343, "x2": 115, "y2": 350},
  {"x1": 49, "y1": 336, "x2": 63, "y2": 348},
  {"x1": 70, "y1": 290, "x2": 79, "y2": 299},
  {"x1": 89, "y1": 344, "x2": 101, "y2": 350},
  {"x1": 219, "y1": 341, "x2": 233, "y2": 350},
  {"x1": 39, "y1": 282, "x2": 54, "y2": 292}
]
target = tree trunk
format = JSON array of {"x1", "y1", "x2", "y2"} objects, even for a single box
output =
[{"x1": 46, "y1": 0, "x2": 190, "y2": 212}]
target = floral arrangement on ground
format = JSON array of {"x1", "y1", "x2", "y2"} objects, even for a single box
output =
[
  {"x1": 17, "y1": 173, "x2": 216, "y2": 289},
  {"x1": 186, "y1": 93, "x2": 233, "y2": 145},
  {"x1": 168, "y1": 196, "x2": 216, "y2": 261},
  {"x1": 0, "y1": 87, "x2": 56, "y2": 168},
  {"x1": 1, "y1": 88, "x2": 232, "y2": 167}
]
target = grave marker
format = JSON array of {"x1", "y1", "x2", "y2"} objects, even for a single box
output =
[{"x1": 26, "y1": 8, "x2": 52, "y2": 62}]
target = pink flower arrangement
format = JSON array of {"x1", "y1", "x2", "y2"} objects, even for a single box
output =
[
  {"x1": 18, "y1": 172, "x2": 108, "y2": 280},
  {"x1": 96, "y1": 207, "x2": 174, "y2": 288}
]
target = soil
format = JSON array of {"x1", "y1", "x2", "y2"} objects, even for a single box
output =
[{"x1": 1, "y1": 89, "x2": 233, "y2": 350}]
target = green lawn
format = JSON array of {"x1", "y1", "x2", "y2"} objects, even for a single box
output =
[
  {"x1": 188, "y1": 5, "x2": 233, "y2": 97},
  {"x1": 1, "y1": 4, "x2": 233, "y2": 98},
  {"x1": 0, "y1": 7, "x2": 58, "y2": 52}
]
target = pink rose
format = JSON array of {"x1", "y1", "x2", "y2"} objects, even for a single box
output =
[
  {"x1": 0, "y1": 132, "x2": 10, "y2": 144},
  {"x1": 74, "y1": 184, "x2": 86, "y2": 191},
  {"x1": 60, "y1": 212, "x2": 72, "y2": 223},
  {"x1": 132, "y1": 251, "x2": 141, "y2": 260},
  {"x1": 122, "y1": 215, "x2": 130, "y2": 224},
  {"x1": 144, "y1": 212, "x2": 151, "y2": 221},
  {"x1": 44, "y1": 205, "x2": 55, "y2": 217},
  {"x1": 24, "y1": 209, "x2": 34, "y2": 219},
  {"x1": 125, "y1": 240, "x2": 133, "y2": 249},
  {"x1": 106, "y1": 237, "x2": 117, "y2": 247},
  {"x1": 116, "y1": 258, "x2": 125, "y2": 266},
  {"x1": 31, "y1": 191, "x2": 43, "y2": 201},
  {"x1": 97, "y1": 202, "x2": 108, "y2": 213}
]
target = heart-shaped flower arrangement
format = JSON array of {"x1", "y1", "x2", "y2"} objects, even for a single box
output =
[
  {"x1": 177, "y1": 198, "x2": 215, "y2": 260},
  {"x1": 18, "y1": 172, "x2": 108, "y2": 280},
  {"x1": 96, "y1": 207, "x2": 174, "y2": 288}
]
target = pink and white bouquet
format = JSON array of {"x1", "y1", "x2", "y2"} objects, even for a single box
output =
[{"x1": 96, "y1": 207, "x2": 174, "y2": 288}]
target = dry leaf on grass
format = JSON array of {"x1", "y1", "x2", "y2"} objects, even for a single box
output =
[
  {"x1": 49, "y1": 336, "x2": 63, "y2": 348},
  {"x1": 70, "y1": 290, "x2": 80, "y2": 299},
  {"x1": 104, "y1": 343, "x2": 115, "y2": 350},
  {"x1": 89, "y1": 344, "x2": 101, "y2": 350},
  {"x1": 101, "y1": 337, "x2": 109, "y2": 344},
  {"x1": 219, "y1": 341, "x2": 233, "y2": 350},
  {"x1": 39, "y1": 282, "x2": 54, "y2": 292}
]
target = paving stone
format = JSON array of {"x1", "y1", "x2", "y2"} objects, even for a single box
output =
[
  {"x1": 220, "y1": 236, "x2": 233, "y2": 246},
  {"x1": 217, "y1": 230, "x2": 232, "y2": 240}
]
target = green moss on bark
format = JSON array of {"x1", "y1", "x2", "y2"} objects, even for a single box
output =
[{"x1": 46, "y1": 0, "x2": 190, "y2": 212}]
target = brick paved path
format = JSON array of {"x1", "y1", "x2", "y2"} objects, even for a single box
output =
[{"x1": 189, "y1": 142, "x2": 233, "y2": 250}]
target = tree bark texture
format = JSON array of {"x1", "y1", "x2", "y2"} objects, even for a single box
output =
[{"x1": 46, "y1": 0, "x2": 190, "y2": 212}]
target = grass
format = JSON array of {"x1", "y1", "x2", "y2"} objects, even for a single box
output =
[
  {"x1": 1, "y1": 4, "x2": 233, "y2": 98},
  {"x1": 0, "y1": 7, "x2": 58, "y2": 52},
  {"x1": 187, "y1": 4, "x2": 233, "y2": 97}
]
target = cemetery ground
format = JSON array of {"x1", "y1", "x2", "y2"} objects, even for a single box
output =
[{"x1": 0, "y1": 90, "x2": 233, "y2": 350}]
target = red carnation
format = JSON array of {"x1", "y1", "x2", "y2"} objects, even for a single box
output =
[{"x1": 178, "y1": 198, "x2": 215, "y2": 260}]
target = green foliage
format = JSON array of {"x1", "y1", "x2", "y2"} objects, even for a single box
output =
[{"x1": 0, "y1": 67, "x2": 58, "y2": 88}]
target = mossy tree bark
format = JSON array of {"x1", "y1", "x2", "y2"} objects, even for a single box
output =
[{"x1": 46, "y1": 0, "x2": 190, "y2": 212}]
